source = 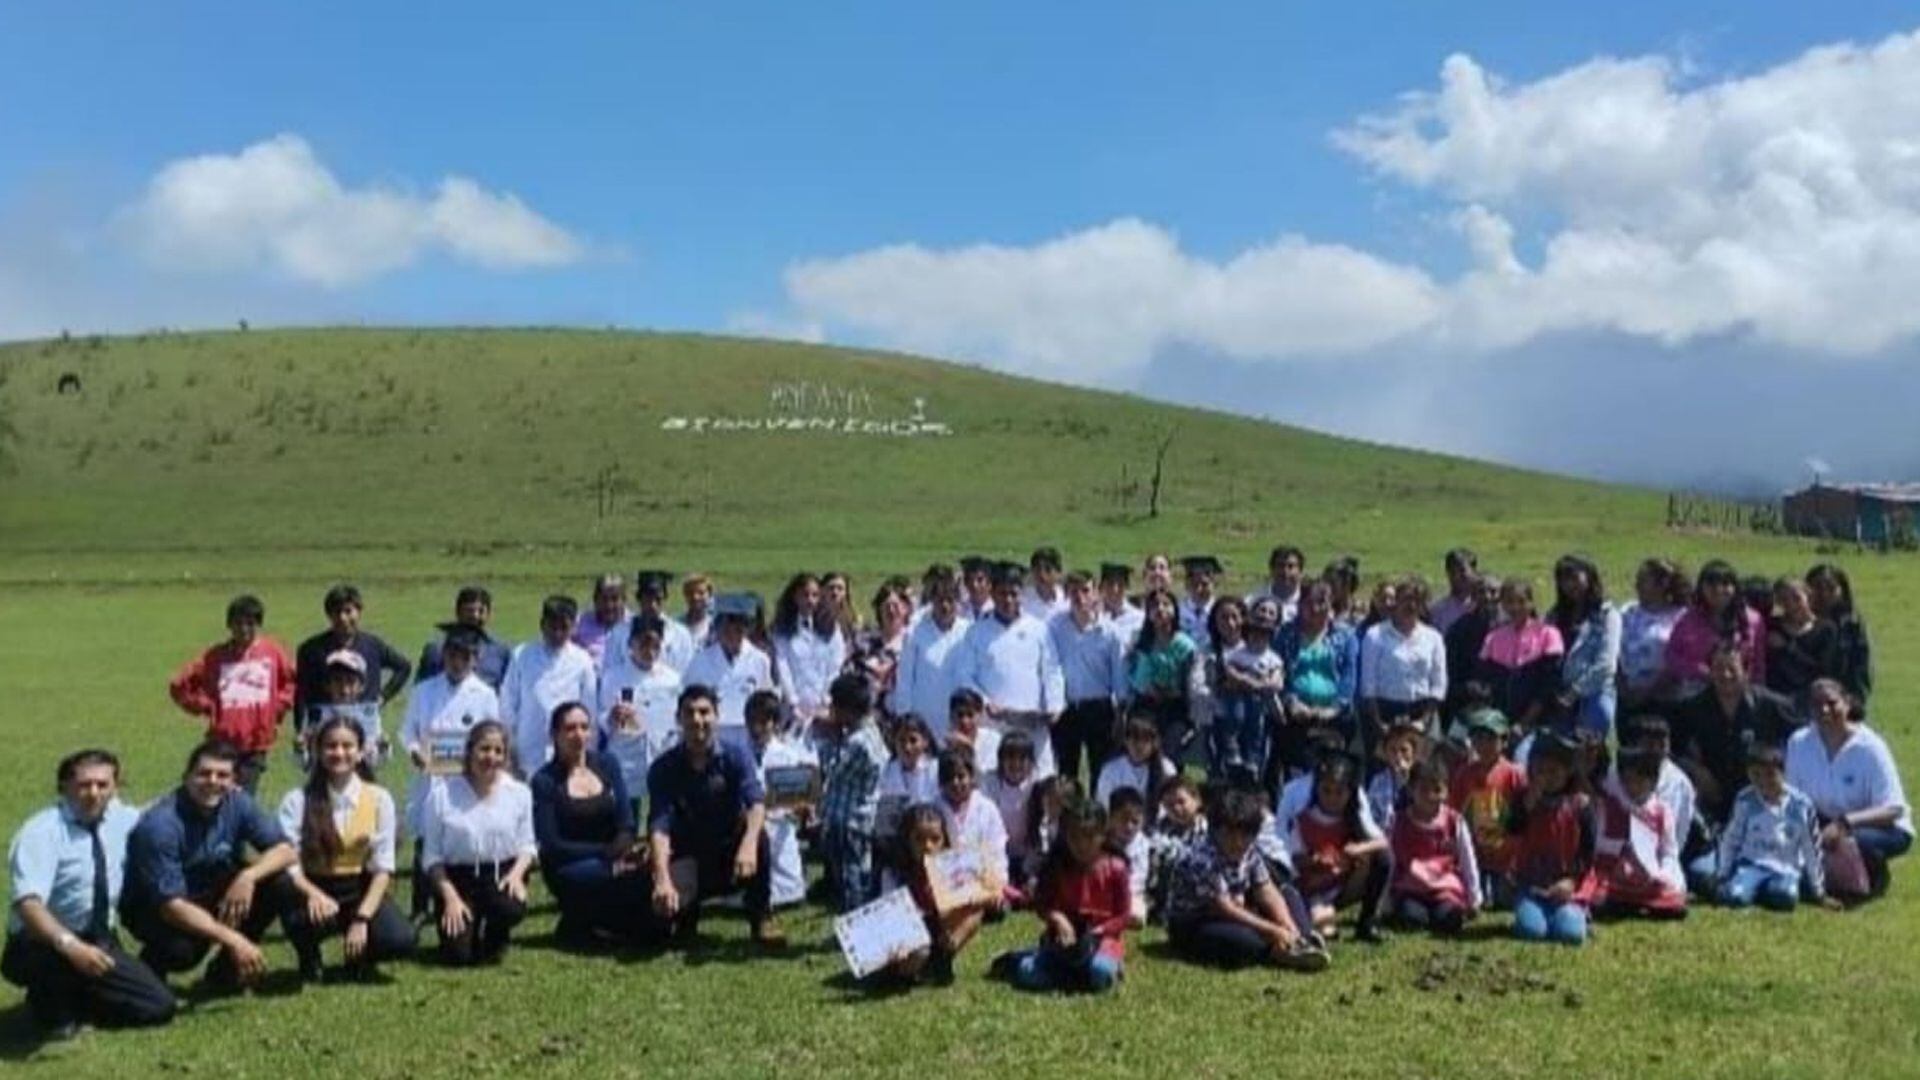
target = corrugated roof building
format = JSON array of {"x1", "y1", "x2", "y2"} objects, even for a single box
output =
[{"x1": 1782, "y1": 482, "x2": 1920, "y2": 544}]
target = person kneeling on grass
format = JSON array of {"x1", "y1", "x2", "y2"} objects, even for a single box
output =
[
  {"x1": 1588, "y1": 748, "x2": 1687, "y2": 921},
  {"x1": 121, "y1": 740, "x2": 302, "y2": 991},
  {"x1": 532, "y1": 703, "x2": 658, "y2": 948},
  {"x1": 1386, "y1": 759, "x2": 1481, "y2": 936},
  {"x1": 278, "y1": 717, "x2": 416, "y2": 982},
  {"x1": 646, "y1": 684, "x2": 784, "y2": 948},
  {"x1": 420, "y1": 722, "x2": 536, "y2": 965},
  {"x1": 996, "y1": 797, "x2": 1132, "y2": 993},
  {"x1": 4, "y1": 749, "x2": 176, "y2": 1040},
  {"x1": 874, "y1": 804, "x2": 989, "y2": 985},
  {"x1": 1715, "y1": 743, "x2": 1836, "y2": 912},
  {"x1": 1163, "y1": 787, "x2": 1329, "y2": 972},
  {"x1": 1286, "y1": 754, "x2": 1389, "y2": 943},
  {"x1": 1504, "y1": 734, "x2": 1595, "y2": 946}
]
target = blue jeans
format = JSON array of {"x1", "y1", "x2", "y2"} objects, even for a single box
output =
[
  {"x1": 1572, "y1": 691, "x2": 1615, "y2": 740},
  {"x1": 1512, "y1": 894, "x2": 1588, "y2": 944},
  {"x1": 1209, "y1": 695, "x2": 1269, "y2": 786},
  {"x1": 1717, "y1": 863, "x2": 1801, "y2": 911},
  {"x1": 1010, "y1": 945, "x2": 1122, "y2": 993},
  {"x1": 1684, "y1": 851, "x2": 1719, "y2": 896},
  {"x1": 821, "y1": 824, "x2": 874, "y2": 914}
]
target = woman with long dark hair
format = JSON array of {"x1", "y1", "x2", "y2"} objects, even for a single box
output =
[
  {"x1": 279, "y1": 716, "x2": 416, "y2": 982},
  {"x1": 770, "y1": 573, "x2": 849, "y2": 734},
  {"x1": 1549, "y1": 555, "x2": 1621, "y2": 739},
  {"x1": 1806, "y1": 564, "x2": 1872, "y2": 703},
  {"x1": 530, "y1": 702, "x2": 655, "y2": 947},
  {"x1": 1663, "y1": 560, "x2": 1766, "y2": 698},
  {"x1": 1125, "y1": 587, "x2": 1205, "y2": 761}
]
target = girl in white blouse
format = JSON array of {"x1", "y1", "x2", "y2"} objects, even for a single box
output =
[
  {"x1": 419, "y1": 722, "x2": 536, "y2": 965},
  {"x1": 278, "y1": 717, "x2": 417, "y2": 981}
]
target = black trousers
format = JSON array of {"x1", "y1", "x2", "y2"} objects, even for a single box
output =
[
  {"x1": 123, "y1": 870, "x2": 301, "y2": 978},
  {"x1": 672, "y1": 826, "x2": 773, "y2": 933},
  {"x1": 1, "y1": 932, "x2": 176, "y2": 1029},
  {"x1": 436, "y1": 864, "x2": 528, "y2": 966},
  {"x1": 283, "y1": 874, "x2": 418, "y2": 971},
  {"x1": 1053, "y1": 699, "x2": 1118, "y2": 789}
]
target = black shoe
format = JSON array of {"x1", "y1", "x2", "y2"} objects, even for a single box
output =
[
  {"x1": 41, "y1": 1019, "x2": 83, "y2": 1043},
  {"x1": 922, "y1": 950, "x2": 955, "y2": 986},
  {"x1": 986, "y1": 951, "x2": 1020, "y2": 982},
  {"x1": 1355, "y1": 923, "x2": 1389, "y2": 945}
]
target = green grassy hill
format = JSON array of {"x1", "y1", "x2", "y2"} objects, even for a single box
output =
[
  {"x1": 0, "y1": 327, "x2": 1653, "y2": 586},
  {"x1": 0, "y1": 329, "x2": 1913, "y2": 1079}
]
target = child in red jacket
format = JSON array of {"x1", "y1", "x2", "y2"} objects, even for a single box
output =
[
  {"x1": 998, "y1": 797, "x2": 1132, "y2": 993},
  {"x1": 168, "y1": 594, "x2": 295, "y2": 793}
]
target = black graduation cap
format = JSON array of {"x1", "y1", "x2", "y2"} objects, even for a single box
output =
[
  {"x1": 958, "y1": 555, "x2": 991, "y2": 577},
  {"x1": 443, "y1": 626, "x2": 484, "y2": 655},
  {"x1": 634, "y1": 570, "x2": 674, "y2": 597},
  {"x1": 1099, "y1": 562, "x2": 1133, "y2": 585},
  {"x1": 991, "y1": 560, "x2": 1026, "y2": 587},
  {"x1": 1181, "y1": 555, "x2": 1224, "y2": 577},
  {"x1": 712, "y1": 592, "x2": 759, "y2": 621}
]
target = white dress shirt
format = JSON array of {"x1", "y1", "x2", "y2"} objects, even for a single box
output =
[
  {"x1": 500, "y1": 640, "x2": 598, "y2": 768},
  {"x1": 1785, "y1": 725, "x2": 1913, "y2": 836},
  {"x1": 594, "y1": 661, "x2": 683, "y2": 798},
  {"x1": 1359, "y1": 620, "x2": 1448, "y2": 704},
  {"x1": 681, "y1": 641, "x2": 776, "y2": 728},
  {"x1": 772, "y1": 623, "x2": 848, "y2": 722},
  {"x1": 939, "y1": 789, "x2": 1010, "y2": 884},
  {"x1": 754, "y1": 735, "x2": 818, "y2": 906},
  {"x1": 1020, "y1": 586, "x2": 1071, "y2": 624},
  {"x1": 399, "y1": 673, "x2": 501, "y2": 834},
  {"x1": 278, "y1": 777, "x2": 399, "y2": 876},
  {"x1": 420, "y1": 775, "x2": 536, "y2": 871},
  {"x1": 962, "y1": 612, "x2": 1067, "y2": 778},
  {"x1": 602, "y1": 615, "x2": 698, "y2": 677},
  {"x1": 890, "y1": 613, "x2": 974, "y2": 738}
]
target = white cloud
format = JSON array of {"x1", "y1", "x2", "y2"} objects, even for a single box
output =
[
  {"x1": 773, "y1": 27, "x2": 1920, "y2": 375},
  {"x1": 122, "y1": 134, "x2": 584, "y2": 287},
  {"x1": 784, "y1": 218, "x2": 1439, "y2": 381}
]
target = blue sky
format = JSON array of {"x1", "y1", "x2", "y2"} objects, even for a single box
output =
[{"x1": 4, "y1": 4, "x2": 1919, "y2": 487}]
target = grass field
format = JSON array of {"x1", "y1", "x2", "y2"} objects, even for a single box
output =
[{"x1": 0, "y1": 328, "x2": 1914, "y2": 1078}]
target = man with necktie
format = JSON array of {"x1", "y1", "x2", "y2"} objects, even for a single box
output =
[{"x1": 4, "y1": 749, "x2": 176, "y2": 1040}]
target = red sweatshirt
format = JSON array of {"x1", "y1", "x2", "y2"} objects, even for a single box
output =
[
  {"x1": 168, "y1": 637, "x2": 296, "y2": 754},
  {"x1": 1035, "y1": 854, "x2": 1133, "y2": 961}
]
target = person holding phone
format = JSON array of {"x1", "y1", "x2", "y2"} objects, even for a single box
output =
[{"x1": 595, "y1": 615, "x2": 683, "y2": 820}]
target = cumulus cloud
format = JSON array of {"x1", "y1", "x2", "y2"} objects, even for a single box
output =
[
  {"x1": 771, "y1": 27, "x2": 1920, "y2": 379},
  {"x1": 784, "y1": 219, "x2": 1439, "y2": 381},
  {"x1": 122, "y1": 134, "x2": 585, "y2": 287}
]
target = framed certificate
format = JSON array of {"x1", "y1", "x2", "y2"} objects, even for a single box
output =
[
  {"x1": 764, "y1": 764, "x2": 821, "y2": 811},
  {"x1": 925, "y1": 843, "x2": 1004, "y2": 915},
  {"x1": 425, "y1": 734, "x2": 467, "y2": 776},
  {"x1": 833, "y1": 888, "x2": 931, "y2": 979}
]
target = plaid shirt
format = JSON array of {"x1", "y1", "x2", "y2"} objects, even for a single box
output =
[
  {"x1": 1163, "y1": 833, "x2": 1270, "y2": 925},
  {"x1": 820, "y1": 717, "x2": 889, "y2": 835}
]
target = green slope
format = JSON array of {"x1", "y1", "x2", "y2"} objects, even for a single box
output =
[{"x1": 0, "y1": 327, "x2": 1655, "y2": 585}]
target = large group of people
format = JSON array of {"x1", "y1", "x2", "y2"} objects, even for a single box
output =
[{"x1": 5, "y1": 548, "x2": 1910, "y2": 1038}]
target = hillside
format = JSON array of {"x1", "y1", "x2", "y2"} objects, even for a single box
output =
[{"x1": 0, "y1": 328, "x2": 1659, "y2": 587}]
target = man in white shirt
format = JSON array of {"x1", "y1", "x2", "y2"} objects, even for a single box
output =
[
  {"x1": 961, "y1": 563, "x2": 1066, "y2": 779},
  {"x1": 681, "y1": 593, "x2": 776, "y2": 732},
  {"x1": 1098, "y1": 563, "x2": 1144, "y2": 643},
  {"x1": 499, "y1": 596, "x2": 598, "y2": 770},
  {"x1": 603, "y1": 571, "x2": 697, "y2": 676},
  {"x1": 1049, "y1": 571, "x2": 1127, "y2": 786},
  {"x1": 959, "y1": 556, "x2": 997, "y2": 621},
  {"x1": 890, "y1": 569, "x2": 973, "y2": 739},
  {"x1": 1246, "y1": 544, "x2": 1306, "y2": 624},
  {"x1": 1180, "y1": 555, "x2": 1223, "y2": 651},
  {"x1": 1020, "y1": 546, "x2": 1071, "y2": 623}
]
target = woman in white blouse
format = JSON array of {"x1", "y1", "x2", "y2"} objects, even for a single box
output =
[
  {"x1": 278, "y1": 717, "x2": 417, "y2": 981},
  {"x1": 1786, "y1": 680, "x2": 1912, "y2": 898},
  {"x1": 1358, "y1": 576, "x2": 1447, "y2": 751},
  {"x1": 419, "y1": 721, "x2": 536, "y2": 965}
]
